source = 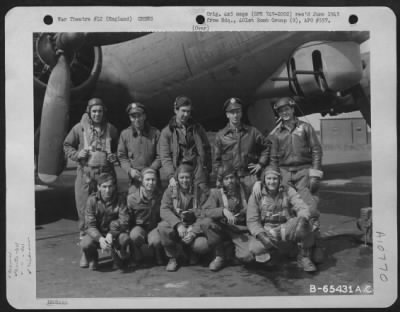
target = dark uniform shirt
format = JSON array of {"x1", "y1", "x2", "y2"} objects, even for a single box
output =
[
  {"x1": 176, "y1": 124, "x2": 198, "y2": 166},
  {"x1": 117, "y1": 123, "x2": 161, "y2": 174},
  {"x1": 85, "y1": 191, "x2": 128, "y2": 241},
  {"x1": 214, "y1": 123, "x2": 270, "y2": 177}
]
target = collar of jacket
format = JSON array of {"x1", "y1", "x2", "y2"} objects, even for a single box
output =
[
  {"x1": 261, "y1": 184, "x2": 287, "y2": 197},
  {"x1": 130, "y1": 122, "x2": 151, "y2": 137},
  {"x1": 221, "y1": 184, "x2": 241, "y2": 196},
  {"x1": 139, "y1": 186, "x2": 159, "y2": 203},
  {"x1": 168, "y1": 116, "x2": 197, "y2": 130},
  {"x1": 81, "y1": 112, "x2": 108, "y2": 132},
  {"x1": 279, "y1": 117, "x2": 301, "y2": 132},
  {"x1": 222, "y1": 122, "x2": 250, "y2": 135}
]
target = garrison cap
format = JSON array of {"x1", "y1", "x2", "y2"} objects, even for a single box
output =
[
  {"x1": 174, "y1": 96, "x2": 193, "y2": 109},
  {"x1": 126, "y1": 102, "x2": 145, "y2": 114},
  {"x1": 224, "y1": 97, "x2": 243, "y2": 112},
  {"x1": 273, "y1": 97, "x2": 296, "y2": 111}
]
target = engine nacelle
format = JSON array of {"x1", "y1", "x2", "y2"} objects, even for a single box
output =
[{"x1": 256, "y1": 41, "x2": 363, "y2": 98}]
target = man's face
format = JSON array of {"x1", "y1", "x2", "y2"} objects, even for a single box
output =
[
  {"x1": 277, "y1": 105, "x2": 295, "y2": 121},
  {"x1": 222, "y1": 173, "x2": 237, "y2": 191},
  {"x1": 90, "y1": 105, "x2": 104, "y2": 124},
  {"x1": 264, "y1": 173, "x2": 280, "y2": 192},
  {"x1": 142, "y1": 173, "x2": 157, "y2": 192},
  {"x1": 226, "y1": 109, "x2": 242, "y2": 126},
  {"x1": 175, "y1": 105, "x2": 192, "y2": 125},
  {"x1": 177, "y1": 172, "x2": 192, "y2": 190},
  {"x1": 129, "y1": 112, "x2": 146, "y2": 129},
  {"x1": 98, "y1": 180, "x2": 116, "y2": 201}
]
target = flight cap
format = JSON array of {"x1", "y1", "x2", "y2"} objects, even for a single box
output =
[{"x1": 273, "y1": 97, "x2": 296, "y2": 111}]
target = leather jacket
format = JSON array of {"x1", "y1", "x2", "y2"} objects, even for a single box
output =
[
  {"x1": 214, "y1": 123, "x2": 270, "y2": 177},
  {"x1": 269, "y1": 118, "x2": 322, "y2": 171}
]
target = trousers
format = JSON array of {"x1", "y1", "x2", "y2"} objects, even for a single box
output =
[
  {"x1": 81, "y1": 233, "x2": 130, "y2": 261},
  {"x1": 203, "y1": 219, "x2": 254, "y2": 263},
  {"x1": 157, "y1": 220, "x2": 210, "y2": 258},
  {"x1": 280, "y1": 167, "x2": 320, "y2": 219}
]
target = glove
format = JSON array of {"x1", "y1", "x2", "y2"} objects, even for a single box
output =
[
  {"x1": 309, "y1": 177, "x2": 321, "y2": 193},
  {"x1": 256, "y1": 232, "x2": 277, "y2": 249}
]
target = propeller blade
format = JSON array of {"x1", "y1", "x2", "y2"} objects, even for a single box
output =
[
  {"x1": 38, "y1": 54, "x2": 70, "y2": 183},
  {"x1": 84, "y1": 32, "x2": 150, "y2": 46}
]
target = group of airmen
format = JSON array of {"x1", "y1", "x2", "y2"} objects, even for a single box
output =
[{"x1": 63, "y1": 95, "x2": 324, "y2": 273}]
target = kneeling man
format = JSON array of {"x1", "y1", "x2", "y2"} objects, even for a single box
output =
[
  {"x1": 202, "y1": 164, "x2": 254, "y2": 271},
  {"x1": 80, "y1": 173, "x2": 130, "y2": 270},
  {"x1": 247, "y1": 166, "x2": 318, "y2": 272},
  {"x1": 125, "y1": 168, "x2": 164, "y2": 267}
]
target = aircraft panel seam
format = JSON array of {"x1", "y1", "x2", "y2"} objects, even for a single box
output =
[{"x1": 182, "y1": 43, "x2": 194, "y2": 77}]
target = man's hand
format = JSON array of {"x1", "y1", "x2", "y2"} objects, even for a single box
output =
[
  {"x1": 252, "y1": 181, "x2": 262, "y2": 200},
  {"x1": 309, "y1": 177, "x2": 321, "y2": 193},
  {"x1": 177, "y1": 224, "x2": 187, "y2": 238},
  {"x1": 105, "y1": 233, "x2": 113, "y2": 245},
  {"x1": 182, "y1": 231, "x2": 196, "y2": 244},
  {"x1": 248, "y1": 163, "x2": 262, "y2": 175},
  {"x1": 129, "y1": 168, "x2": 141, "y2": 180},
  {"x1": 169, "y1": 177, "x2": 177, "y2": 188},
  {"x1": 77, "y1": 149, "x2": 89, "y2": 160},
  {"x1": 107, "y1": 153, "x2": 118, "y2": 164},
  {"x1": 223, "y1": 208, "x2": 236, "y2": 225},
  {"x1": 99, "y1": 236, "x2": 111, "y2": 251}
]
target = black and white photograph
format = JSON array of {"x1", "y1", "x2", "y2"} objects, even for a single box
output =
[{"x1": 5, "y1": 6, "x2": 397, "y2": 309}]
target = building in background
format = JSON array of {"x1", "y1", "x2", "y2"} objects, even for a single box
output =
[{"x1": 300, "y1": 113, "x2": 371, "y2": 165}]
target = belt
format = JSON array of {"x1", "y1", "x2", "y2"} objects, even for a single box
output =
[{"x1": 280, "y1": 164, "x2": 311, "y2": 172}]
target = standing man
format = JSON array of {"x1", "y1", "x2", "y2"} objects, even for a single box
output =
[
  {"x1": 269, "y1": 96, "x2": 323, "y2": 262},
  {"x1": 214, "y1": 97, "x2": 271, "y2": 194},
  {"x1": 64, "y1": 98, "x2": 119, "y2": 247},
  {"x1": 118, "y1": 102, "x2": 161, "y2": 193},
  {"x1": 81, "y1": 173, "x2": 130, "y2": 271},
  {"x1": 159, "y1": 95, "x2": 211, "y2": 192}
]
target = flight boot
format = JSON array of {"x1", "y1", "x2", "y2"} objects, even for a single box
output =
[
  {"x1": 297, "y1": 245, "x2": 317, "y2": 272},
  {"x1": 209, "y1": 256, "x2": 225, "y2": 272},
  {"x1": 166, "y1": 258, "x2": 179, "y2": 272},
  {"x1": 79, "y1": 251, "x2": 89, "y2": 268},
  {"x1": 88, "y1": 252, "x2": 99, "y2": 271}
]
